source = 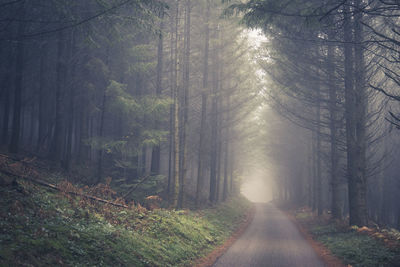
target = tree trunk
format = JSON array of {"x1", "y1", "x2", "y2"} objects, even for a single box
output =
[
  {"x1": 316, "y1": 86, "x2": 323, "y2": 216},
  {"x1": 229, "y1": 152, "x2": 234, "y2": 194},
  {"x1": 209, "y1": 25, "x2": 220, "y2": 204},
  {"x1": 2, "y1": 81, "x2": 11, "y2": 145},
  {"x1": 312, "y1": 130, "x2": 317, "y2": 212},
  {"x1": 344, "y1": 0, "x2": 368, "y2": 226},
  {"x1": 173, "y1": 90, "x2": 180, "y2": 208},
  {"x1": 50, "y1": 30, "x2": 66, "y2": 161},
  {"x1": 64, "y1": 31, "x2": 77, "y2": 171},
  {"x1": 351, "y1": 0, "x2": 368, "y2": 226},
  {"x1": 172, "y1": 0, "x2": 180, "y2": 208},
  {"x1": 9, "y1": 3, "x2": 26, "y2": 153},
  {"x1": 96, "y1": 46, "x2": 110, "y2": 182},
  {"x1": 222, "y1": 96, "x2": 230, "y2": 201},
  {"x1": 178, "y1": 0, "x2": 191, "y2": 209},
  {"x1": 195, "y1": 0, "x2": 210, "y2": 208},
  {"x1": 1, "y1": 44, "x2": 13, "y2": 145},
  {"x1": 209, "y1": 90, "x2": 218, "y2": 203},
  {"x1": 151, "y1": 9, "x2": 165, "y2": 174},
  {"x1": 308, "y1": 140, "x2": 313, "y2": 207},
  {"x1": 397, "y1": 204, "x2": 400, "y2": 229},
  {"x1": 36, "y1": 42, "x2": 48, "y2": 151},
  {"x1": 28, "y1": 102, "x2": 35, "y2": 147},
  {"x1": 216, "y1": 124, "x2": 221, "y2": 202},
  {"x1": 167, "y1": 4, "x2": 176, "y2": 200},
  {"x1": 327, "y1": 36, "x2": 343, "y2": 220}
]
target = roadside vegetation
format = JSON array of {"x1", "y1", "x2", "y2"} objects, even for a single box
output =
[
  {"x1": 293, "y1": 209, "x2": 400, "y2": 267},
  {"x1": 0, "y1": 174, "x2": 251, "y2": 266}
]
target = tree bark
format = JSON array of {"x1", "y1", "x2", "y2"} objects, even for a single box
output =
[
  {"x1": 222, "y1": 95, "x2": 230, "y2": 201},
  {"x1": 9, "y1": 2, "x2": 25, "y2": 153},
  {"x1": 196, "y1": 0, "x2": 210, "y2": 208},
  {"x1": 1, "y1": 43, "x2": 14, "y2": 145},
  {"x1": 151, "y1": 8, "x2": 165, "y2": 174},
  {"x1": 351, "y1": 0, "x2": 368, "y2": 226},
  {"x1": 172, "y1": 0, "x2": 180, "y2": 208},
  {"x1": 167, "y1": 4, "x2": 176, "y2": 200},
  {"x1": 316, "y1": 85, "x2": 323, "y2": 216},
  {"x1": 178, "y1": 0, "x2": 191, "y2": 209},
  {"x1": 312, "y1": 130, "x2": 317, "y2": 212},
  {"x1": 344, "y1": 0, "x2": 368, "y2": 226},
  {"x1": 209, "y1": 24, "x2": 220, "y2": 204},
  {"x1": 50, "y1": 30, "x2": 66, "y2": 161},
  {"x1": 36, "y1": 42, "x2": 48, "y2": 151},
  {"x1": 64, "y1": 31, "x2": 77, "y2": 172},
  {"x1": 96, "y1": 46, "x2": 110, "y2": 181},
  {"x1": 326, "y1": 35, "x2": 343, "y2": 220}
]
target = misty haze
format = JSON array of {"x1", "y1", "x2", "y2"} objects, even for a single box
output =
[{"x1": 1, "y1": 0, "x2": 400, "y2": 266}]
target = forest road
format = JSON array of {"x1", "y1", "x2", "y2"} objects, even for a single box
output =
[{"x1": 213, "y1": 203, "x2": 325, "y2": 267}]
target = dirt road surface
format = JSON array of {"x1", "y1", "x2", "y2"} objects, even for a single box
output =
[{"x1": 213, "y1": 204, "x2": 325, "y2": 267}]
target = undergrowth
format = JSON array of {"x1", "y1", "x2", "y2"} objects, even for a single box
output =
[
  {"x1": 0, "y1": 181, "x2": 251, "y2": 266},
  {"x1": 295, "y1": 210, "x2": 400, "y2": 267}
]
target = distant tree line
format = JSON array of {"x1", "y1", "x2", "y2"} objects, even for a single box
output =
[{"x1": 228, "y1": 0, "x2": 400, "y2": 228}]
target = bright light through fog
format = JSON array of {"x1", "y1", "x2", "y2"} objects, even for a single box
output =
[
  {"x1": 246, "y1": 29, "x2": 268, "y2": 49},
  {"x1": 241, "y1": 177, "x2": 272, "y2": 203}
]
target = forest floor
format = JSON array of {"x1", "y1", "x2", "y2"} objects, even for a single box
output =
[
  {"x1": 288, "y1": 208, "x2": 400, "y2": 267},
  {"x1": 0, "y1": 155, "x2": 252, "y2": 266}
]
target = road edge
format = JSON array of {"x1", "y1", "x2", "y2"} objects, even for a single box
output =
[
  {"x1": 194, "y1": 204, "x2": 256, "y2": 267},
  {"x1": 284, "y1": 211, "x2": 347, "y2": 267}
]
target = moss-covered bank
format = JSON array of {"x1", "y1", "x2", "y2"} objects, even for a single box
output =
[
  {"x1": 0, "y1": 181, "x2": 251, "y2": 266},
  {"x1": 292, "y1": 209, "x2": 400, "y2": 267}
]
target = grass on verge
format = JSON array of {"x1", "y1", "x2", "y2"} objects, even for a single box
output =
[
  {"x1": 294, "y1": 210, "x2": 400, "y2": 267},
  {"x1": 0, "y1": 181, "x2": 251, "y2": 267}
]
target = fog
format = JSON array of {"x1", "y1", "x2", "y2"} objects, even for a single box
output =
[
  {"x1": 1, "y1": 0, "x2": 400, "y2": 229},
  {"x1": 241, "y1": 174, "x2": 273, "y2": 203}
]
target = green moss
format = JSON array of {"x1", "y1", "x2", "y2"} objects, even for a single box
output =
[
  {"x1": 0, "y1": 184, "x2": 251, "y2": 267},
  {"x1": 295, "y1": 211, "x2": 313, "y2": 220},
  {"x1": 309, "y1": 222, "x2": 399, "y2": 267},
  {"x1": 310, "y1": 224, "x2": 338, "y2": 236}
]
